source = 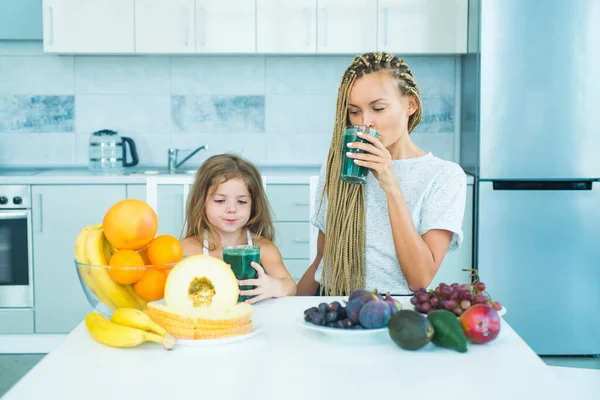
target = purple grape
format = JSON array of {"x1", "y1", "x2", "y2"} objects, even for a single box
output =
[
  {"x1": 474, "y1": 294, "x2": 487, "y2": 304},
  {"x1": 440, "y1": 286, "x2": 454, "y2": 299},
  {"x1": 416, "y1": 293, "x2": 429, "y2": 303},
  {"x1": 421, "y1": 302, "x2": 431, "y2": 313},
  {"x1": 453, "y1": 307, "x2": 463, "y2": 316},
  {"x1": 430, "y1": 297, "x2": 439, "y2": 307},
  {"x1": 444, "y1": 300, "x2": 457, "y2": 311},
  {"x1": 460, "y1": 300, "x2": 471, "y2": 310},
  {"x1": 459, "y1": 284, "x2": 471, "y2": 292},
  {"x1": 450, "y1": 291, "x2": 460, "y2": 301},
  {"x1": 461, "y1": 291, "x2": 473, "y2": 301},
  {"x1": 410, "y1": 296, "x2": 417, "y2": 305}
]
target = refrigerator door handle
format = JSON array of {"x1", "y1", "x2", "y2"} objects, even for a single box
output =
[{"x1": 492, "y1": 181, "x2": 593, "y2": 191}]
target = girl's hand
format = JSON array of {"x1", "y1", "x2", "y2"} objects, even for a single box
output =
[
  {"x1": 238, "y1": 261, "x2": 284, "y2": 304},
  {"x1": 346, "y1": 132, "x2": 396, "y2": 192}
]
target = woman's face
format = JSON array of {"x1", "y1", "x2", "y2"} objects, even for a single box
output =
[
  {"x1": 205, "y1": 178, "x2": 252, "y2": 235},
  {"x1": 347, "y1": 71, "x2": 417, "y2": 148}
]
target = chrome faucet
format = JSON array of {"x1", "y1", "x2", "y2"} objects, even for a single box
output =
[{"x1": 167, "y1": 145, "x2": 209, "y2": 172}]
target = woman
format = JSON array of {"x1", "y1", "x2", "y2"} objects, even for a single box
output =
[{"x1": 297, "y1": 51, "x2": 467, "y2": 296}]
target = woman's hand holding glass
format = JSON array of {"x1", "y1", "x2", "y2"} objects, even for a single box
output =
[{"x1": 346, "y1": 132, "x2": 396, "y2": 191}]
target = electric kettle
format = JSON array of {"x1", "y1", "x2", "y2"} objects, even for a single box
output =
[{"x1": 88, "y1": 129, "x2": 139, "y2": 173}]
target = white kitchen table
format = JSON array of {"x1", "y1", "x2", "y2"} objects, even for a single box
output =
[{"x1": 3, "y1": 297, "x2": 569, "y2": 400}]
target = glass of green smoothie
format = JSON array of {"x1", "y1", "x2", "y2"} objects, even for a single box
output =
[
  {"x1": 222, "y1": 245, "x2": 261, "y2": 303},
  {"x1": 340, "y1": 125, "x2": 379, "y2": 184}
]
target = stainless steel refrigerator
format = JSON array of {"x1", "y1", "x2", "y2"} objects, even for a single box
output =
[{"x1": 461, "y1": 0, "x2": 600, "y2": 355}]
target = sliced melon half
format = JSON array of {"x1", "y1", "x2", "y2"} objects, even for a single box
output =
[{"x1": 164, "y1": 254, "x2": 239, "y2": 317}]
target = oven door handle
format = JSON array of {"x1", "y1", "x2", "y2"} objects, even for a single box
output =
[{"x1": 0, "y1": 211, "x2": 28, "y2": 220}]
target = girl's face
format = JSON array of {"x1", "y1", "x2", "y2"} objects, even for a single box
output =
[
  {"x1": 347, "y1": 71, "x2": 417, "y2": 148},
  {"x1": 205, "y1": 178, "x2": 252, "y2": 235}
]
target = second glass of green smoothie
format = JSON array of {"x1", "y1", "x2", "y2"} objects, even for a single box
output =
[{"x1": 222, "y1": 245, "x2": 261, "y2": 303}]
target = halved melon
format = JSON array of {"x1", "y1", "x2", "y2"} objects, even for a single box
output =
[{"x1": 164, "y1": 254, "x2": 239, "y2": 317}]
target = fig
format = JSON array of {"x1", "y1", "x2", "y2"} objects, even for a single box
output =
[
  {"x1": 358, "y1": 298, "x2": 392, "y2": 329},
  {"x1": 345, "y1": 299, "x2": 363, "y2": 324},
  {"x1": 349, "y1": 288, "x2": 383, "y2": 306},
  {"x1": 348, "y1": 289, "x2": 372, "y2": 302},
  {"x1": 383, "y1": 292, "x2": 402, "y2": 314}
]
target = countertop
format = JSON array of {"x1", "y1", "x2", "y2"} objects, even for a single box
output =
[
  {"x1": 0, "y1": 166, "x2": 476, "y2": 185},
  {"x1": 1, "y1": 297, "x2": 568, "y2": 400}
]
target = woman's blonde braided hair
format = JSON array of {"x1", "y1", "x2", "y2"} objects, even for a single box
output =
[{"x1": 317, "y1": 51, "x2": 423, "y2": 295}]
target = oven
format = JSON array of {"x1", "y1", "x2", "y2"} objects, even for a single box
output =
[{"x1": 0, "y1": 185, "x2": 33, "y2": 308}]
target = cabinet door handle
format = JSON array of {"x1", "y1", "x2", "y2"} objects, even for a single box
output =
[
  {"x1": 304, "y1": 7, "x2": 312, "y2": 47},
  {"x1": 198, "y1": 7, "x2": 207, "y2": 47},
  {"x1": 37, "y1": 194, "x2": 43, "y2": 233},
  {"x1": 47, "y1": 6, "x2": 54, "y2": 46},
  {"x1": 320, "y1": 8, "x2": 327, "y2": 47},
  {"x1": 182, "y1": 6, "x2": 190, "y2": 46},
  {"x1": 294, "y1": 201, "x2": 310, "y2": 206},
  {"x1": 293, "y1": 239, "x2": 309, "y2": 244},
  {"x1": 382, "y1": 7, "x2": 389, "y2": 47}
]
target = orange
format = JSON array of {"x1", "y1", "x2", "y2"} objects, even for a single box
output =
[
  {"x1": 108, "y1": 250, "x2": 145, "y2": 284},
  {"x1": 133, "y1": 269, "x2": 167, "y2": 301},
  {"x1": 103, "y1": 199, "x2": 158, "y2": 250},
  {"x1": 147, "y1": 235, "x2": 183, "y2": 266},
  {"x1": 138, "y1": 245, "x2": 151, "y2": 265}
]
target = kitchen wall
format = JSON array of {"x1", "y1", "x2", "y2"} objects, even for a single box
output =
[{"x1": 0, "y1": 40, "x2": 460, "y2": 167}]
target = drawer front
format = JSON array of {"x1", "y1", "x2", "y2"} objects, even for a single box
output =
[
  {"x1": 283, "y1": 259, "x2": 310, "y2": 282},
  {"x1": 273, "y1": 222, "x2": 310, "y2": 259},
  {"x1": 0, "y1": 309, "x2": 34, "y2": 334},
  {"x1": 267, "y1": 184, "x2": 310, "y2": 222}
]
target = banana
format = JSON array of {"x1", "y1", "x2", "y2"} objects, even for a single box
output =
[
  {"x1": 124, "y1": 284, "x2": 148, "y2": 309},
  {"x1": 110, "y1": 307, "x2": 171, "y2": 338},
  {"x1": 75, "y1": 225, "x2": 117, "y2": 309},
  {"x1": 85, "y1": 227, "x2": 140, "y2": 309},
  {"x1": 85, "y1": 311, "x2": 176, "y2": 350}
]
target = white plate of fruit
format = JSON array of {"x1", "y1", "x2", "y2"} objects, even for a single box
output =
[{"x1": 299, "y1": 290, "x2": 402, "y2": 338}]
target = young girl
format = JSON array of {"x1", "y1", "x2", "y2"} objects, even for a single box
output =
[{"x1": 181, "y1": 153, "x2": 296, "y2": 304}]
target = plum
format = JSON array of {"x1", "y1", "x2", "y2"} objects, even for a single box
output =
[{"x1": 358, "y1": 299, "x2": 392, "y2": 329}]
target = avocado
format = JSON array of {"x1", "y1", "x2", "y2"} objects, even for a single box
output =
[
  {"x1": 387, "y1": 310, "x2": 434, "y2": 350},
  {"x1": 427, "y1": 310, "x2": 469, "y2": 353}
]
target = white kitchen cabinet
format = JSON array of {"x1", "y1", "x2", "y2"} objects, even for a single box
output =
[
  {"x1": 431, "y1": 184, "x2": 474, "y2": 287},
  {"x1": 135, "y1": 0, "x2": 195, "y2": 54},
  {"x1": 257, "y1": 0, "x2": 317, "y2": 53},
  {"x1": 196, "y1": 0, "x2": 256, "y2": 53},
  {"x1": 42, "y1": 0, "x2": 134, "y2": 53},
  {"x1": 32, "y1": 185, "x2": 127, "y2": 333},
  {"x1": 316, "y1": 0, "x2": 376, "y2": 54},
  {"x1": 378, "y1": 0, "x2": 468, "y2": 54},
  {"x1": 127, "y1": 184, "x2": 185, "y2": 239},
  {"x1": 0, "y1": 310, "x2": 34, "y2": 334}
]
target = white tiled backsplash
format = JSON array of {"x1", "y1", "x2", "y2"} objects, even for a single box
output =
[{"x1": 0, "y1": 41, "x2": 460, "y2": 167}]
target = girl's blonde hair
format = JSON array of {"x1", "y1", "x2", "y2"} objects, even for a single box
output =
[
  {"x1": 318, "y1": 51, "x2": 423, "y2": 295},
  {"x1": 184, "y1": 153, "x2": 274, "y2": 251}
]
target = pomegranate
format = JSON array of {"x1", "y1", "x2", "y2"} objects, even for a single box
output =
[{"x1": 458, "y1": 304, "x2": 501, "y2": 344}]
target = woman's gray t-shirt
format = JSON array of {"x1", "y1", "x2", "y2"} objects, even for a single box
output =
[{"x1": 312, "y1": 152, "x2": 467, "y2": 294}]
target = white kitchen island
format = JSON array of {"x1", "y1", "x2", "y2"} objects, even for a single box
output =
[{"x1": 2, "y1": 297, "x2": 569, "y2": 400}]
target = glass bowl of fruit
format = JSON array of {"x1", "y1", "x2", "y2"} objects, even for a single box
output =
[{"x1": 74, "y1": 219, "x2": 184, "y2": 317}]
